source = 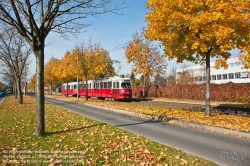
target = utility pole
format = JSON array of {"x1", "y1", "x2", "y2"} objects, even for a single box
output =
[{"x1": 77, "y1": 54, "x2": 79, "y2": 100}]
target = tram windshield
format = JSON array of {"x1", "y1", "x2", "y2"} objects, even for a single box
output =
[{"x1": 121, "y1": 82, "x2": 131, "y2": 88}]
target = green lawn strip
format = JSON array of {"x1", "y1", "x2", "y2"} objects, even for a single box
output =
[{"x1": 0, "y1": 95, "x2": 216, "y2": 165}]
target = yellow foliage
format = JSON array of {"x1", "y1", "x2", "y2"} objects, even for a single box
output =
[
  {"x1": 214, "y1": 59, "x2": 228, "y2": 69},
  {"x1": 28, "y1": 74, "x2": 36, "y2": 89},
  {"x1": 239, "y1": 52, "x2": 250, "y2": 69},
  {"x1": 74, "y1": 43, "x2": 114, "y2": 80},
  {"x1": 57, "y1": 51, "x2": 77, "y2": 82},
  {"x1": 44, "y1": 57, "x2": 60, "y2": 84},
  {"x1": 144, "y1": 0, "x2": 250, "y2": 62},
  {"x1": 125, "y1": 32, "x2": 167, "y2": 79}
]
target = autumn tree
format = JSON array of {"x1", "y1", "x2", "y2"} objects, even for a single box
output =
[
  {"x1": 144, "y1": 0, "x2": 250, "y2": 116},
  {"x1": 44, "y1": 57, "x2": 60, "y2": 95},
  {"x1": 154, "y1": 74, "x2": 167, "y2": 86},
  {"x1": 239, "y1": 52, "x2": 250, "y2": 69},
  {"x1": 75, "y1": 42, "x2": 115, "y2": 100},
  {"x1": 56, "y1": 51, "x2": 78, "y2": 98},
  {"x1": 125, "y1": 32, "x2": 167, "y2": 98},
  {"x1": 28, "y1": 74, "x2": 36, "y2": 93},
  {"x1": 167, "y1": 67, "x2": 177, "y2": 85},
  {"x1": 0, "y1": 0, "x2": 126, "y2": 136},
  {"x1": 176, "y1": 64, "x2": 195, "y2": 85},
  {"x1": 0, "y1": 28, "x2": 31, "y2": 104}
]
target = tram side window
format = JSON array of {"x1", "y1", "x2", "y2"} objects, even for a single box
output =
[
  {"x1": 108, "y1": 82, "x2": 112, "y2": 88},
  {"x1": 100, "y1": 82, "x2": 103, "y2": 88},
  {"x1": 81, "y1": 84, "x2": 86, "y2": 89},
  {"x1": 113, "y1": 82, "x2": 116, "y2": 88},
  {"x1": 104, "y1": 82, "x2": 107, "y2": 88},
  {"x1": 68, "y1": 85, "x2": 70, "y2": 89},
  {"x1": 117, "y1": 82, "x2": 119, "y2": 88},
  {"x1": 74, "y1": 84, "x2": 76, "y2": 89}
]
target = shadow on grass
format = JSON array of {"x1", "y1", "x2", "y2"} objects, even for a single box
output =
[
  {"x1": 129, "y1": 97, "x2": 153, "y2": 102},
  {"x1": 43, "y1": 123, "x2": 107, "y2": 137}
]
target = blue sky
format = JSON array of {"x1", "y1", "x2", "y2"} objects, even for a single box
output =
[
  {"x1": 1, "y1": 0, "x2": 240, "y2": 84},
  {"x1": 28, "y1": 0, "x2": 240, "y2": 81},
  {"x1": 36, "y1": 0, "x2": 149, "y2": 80}
]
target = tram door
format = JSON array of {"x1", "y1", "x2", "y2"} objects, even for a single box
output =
[{"x1": 112, "y1": 82, "x2": 119, "y2": 98}]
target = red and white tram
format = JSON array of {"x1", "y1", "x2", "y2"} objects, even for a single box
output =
[{"x1": 61, "y1": 76, "x2": 132, "y2": 100}]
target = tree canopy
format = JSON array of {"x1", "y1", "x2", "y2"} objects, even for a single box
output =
[
  {"x1": 144, "y1": 0, "x2": 250, "y2": 116},
  {"x1": 144, "y1": 0, "x2": 250, "y2": 64},
  {"x1": 125, "y1": 32, "x2": 167, "y2": 80}
]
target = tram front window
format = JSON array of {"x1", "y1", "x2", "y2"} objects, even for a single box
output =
[{"x1": 121, "y1": 82, "x2": 131, "y2": 88}]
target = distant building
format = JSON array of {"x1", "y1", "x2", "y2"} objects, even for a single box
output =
[{"x1": 176, "y1": 57, "x2": 250, "y2": 84}]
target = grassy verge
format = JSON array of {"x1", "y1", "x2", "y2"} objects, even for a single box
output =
[
  {"x1": 47, "y1": 94, "x2": 250, "y2": 133},
  {"x1": 0, "y1": 95, "x2": 216, "y2": 165}
]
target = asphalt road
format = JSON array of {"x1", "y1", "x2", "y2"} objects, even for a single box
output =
[
  {"x1": 0, "y1": 95, "x2": 5, "y2": 104},
  {"x1": 41, "y1": 96, "x2": 250, "y2": 166}
]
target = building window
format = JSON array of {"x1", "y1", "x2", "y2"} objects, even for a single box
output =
[
  {"x1": 217, "y1": 74, "x2": 221, "y2": 80},
  {"x1": 212, "y1": 75, "x2": 216, "y2": 80},
  {"x1": 235, "y1": 62, "x2": 242, "y2": 66},
  {"x1": 235, "y1": 72, "x2": 241, "y2": 79},
  {"x1": 241, "y1": 72, "x2": 249, "y2": 78},
  {"x1": 194, "y1": 77, "x2": 198, "y2": 82},
  {"x1": 228, "y1": 63, "x2": 234, "y2": 67},
  {"x1": 228, "y1": 73, "x2": 234, "y2": 79},
  {"x1": 222, "y1": 74, "x2": 227, "y2": 80}
]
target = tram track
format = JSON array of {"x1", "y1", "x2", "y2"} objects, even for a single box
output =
[{"x1": 130, "y1": 99, "x2": 250, "y2": 116}]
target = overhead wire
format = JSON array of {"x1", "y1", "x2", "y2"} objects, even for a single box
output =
[{"x1": 107, "y1": 41, "x2": 131, "y2": 53}]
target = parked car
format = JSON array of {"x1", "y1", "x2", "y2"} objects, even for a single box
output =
[
  {"x1": 0, "y1": 89, "x2": 6, "y2": 96},
  {"x1": 0, "y1": 91, "x2": 2, "y2": 97}
]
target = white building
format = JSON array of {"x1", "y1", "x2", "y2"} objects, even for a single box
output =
[{"x1": 176, "y1": 57, "x2": 250, "y2": 84}]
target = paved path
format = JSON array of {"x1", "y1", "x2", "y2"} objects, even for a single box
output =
[
  {"x1": 43, "y1": 96, "x2": 250, "y2": 166},
  {"x1": 0, "y1": 95, "x2": 5, "y2": 105}
]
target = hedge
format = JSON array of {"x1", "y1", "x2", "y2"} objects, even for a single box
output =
[{"x1": 132, "y1": 82, "x2": 250, "y2": 103}]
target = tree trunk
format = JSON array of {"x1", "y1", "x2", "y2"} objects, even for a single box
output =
[
  {"x1": 14, "y1": 82, "x2": 17, "y2": 99},
  {"x1": 85, "y1": 75, "x2": 88, "y2": 101},
  {"x1": 66, "y1": 82, "x2": 68, "y2": 98},
  {"x1": 35, "y1": 48, "x2": 45, "y2": 136},
  {"x1": 143, "y1": 76, "x2": 145, "y2": 98},
  {"x1": 205, "y1": 52, "x2": 211, "y2": 117},
  {"x1": 17, "y1": 78, "x2": 23, "y2": 104},
  {"x1": 50, "y1": 82, "x2": 52, "y2": 95}
]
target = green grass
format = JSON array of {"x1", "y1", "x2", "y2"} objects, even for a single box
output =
[{"x1": 0, "y1": 95, "x2": 216, "y2": 165}]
